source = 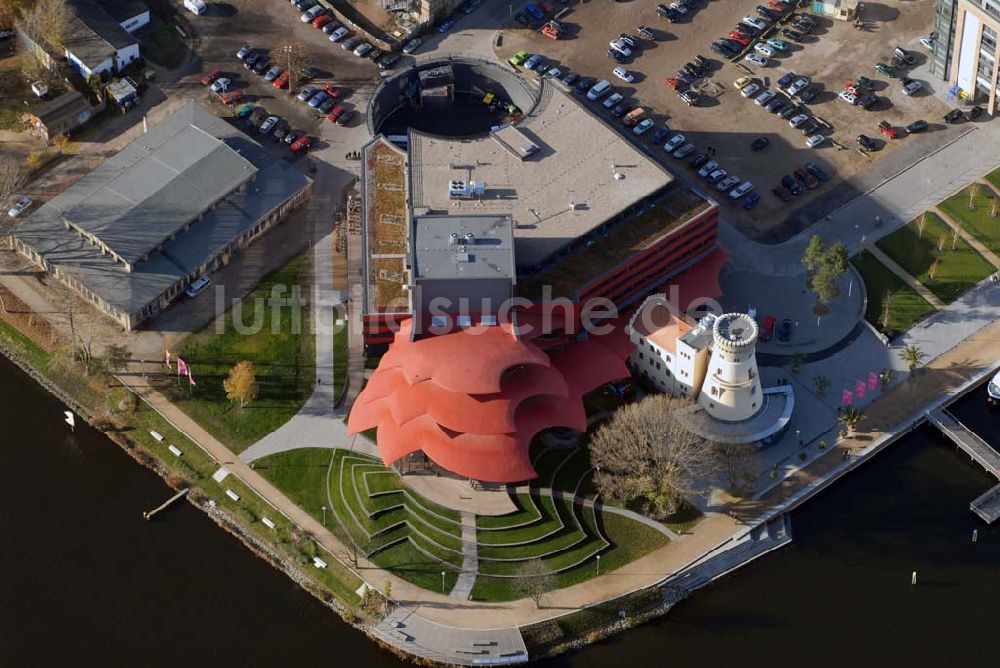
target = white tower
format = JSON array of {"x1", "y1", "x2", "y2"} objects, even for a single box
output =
[{"x1": 697, "y1": 313, "x2": 763, "y2": 422}]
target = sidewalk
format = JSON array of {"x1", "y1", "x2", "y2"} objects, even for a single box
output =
[{"x1": 867, "y1": 245, "x2": 946, "y2": 309}]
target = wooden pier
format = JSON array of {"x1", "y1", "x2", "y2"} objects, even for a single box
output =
[
  {"x1": 143, "y1": 488, "x2": 190, "y2": 521},
  {"x1": 926, "y1": 408, "x2": 1000, "y2": 524}
]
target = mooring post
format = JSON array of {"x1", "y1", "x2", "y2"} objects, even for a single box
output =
[
  {"x1": 972, "y1": 529, "x2": 979, "y2": 543},
  {"x1": 911, "y1": 571, "x2": 918, "y2": 585}
]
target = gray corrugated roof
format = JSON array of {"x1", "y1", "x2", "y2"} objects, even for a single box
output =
[
  {"x1": 14, "y1": 102, "x2": 311, "y2": 318},
  {"x1": 95, "y1": 0, "x2": 148, "y2": 23},
  {"x1": 66, "y1": 1, "x2": 137, "y2": 69}
]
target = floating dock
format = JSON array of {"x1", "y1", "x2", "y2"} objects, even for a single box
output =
[
  {"x1": 143, "y1": 488, "x2": 190, "y2": 521},
  {"x1": 926, "y1": 408, "x2": 1000, "y2": 524}
]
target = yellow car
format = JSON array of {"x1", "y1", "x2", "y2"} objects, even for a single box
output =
[{"x1": 733, "y1": 76, "x2": 751, "y2": 90}]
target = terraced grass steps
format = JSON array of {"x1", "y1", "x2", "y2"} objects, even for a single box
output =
[{"x1": 476, "y1": 493, "x2": 543, "y2": 531}]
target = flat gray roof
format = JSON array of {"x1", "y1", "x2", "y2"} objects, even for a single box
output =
[
  {"x1": 66, "y1": 1, "x2": 137, "y2": 68},
  {"x1": 15, "y1": 102, "x2": 310, "y2": 318},
  {"x1": 412, "y1": 214, "x2": 514, "y2": 281},
  {"x1": 408, "y1": 84, "x2": 673, "y2": 269}
]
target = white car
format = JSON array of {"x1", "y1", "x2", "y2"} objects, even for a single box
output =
[
  {"x1": 7, "y1": 196, "x2": 32, "y2": 218},
  {"x1": 697, "y1": 160, "x2": 718, "y2": 178},
  {"x1": 354, "y1": 43, "x2": 372, "y2": 57},
  {"x1": 741, "y1": 83, "x2": 760, "y2": 98},
  {"x1": 210, "y1": 77, "x2": 231, "y2": 93},
  {"x1": 741, "y1": 16, "x2": 768, "y2": 31},
  {"x1": 902, "y1": 80, "x2": 923, "y2": 96},
  {"x1": 613, "y1": 67, "x2": 635, "y2": 83},
  {"x1": 664, "y1": 133, "x2": 686, "y2": 152},
  {"x1": 755, "y1": 89, "x2": 776, "y2": 106},
  {"x1": 670, "y1": 2, "x2": 688, "y2": 14},
  {"x1": 729, "y1": 181, "x2": 753, "y2": 199},
  {"x1": 329, "y1": 27, "x2": 350, "y2": 42},
  {"x1": 838, "y1": 90, "x2": 858, "y2": 105},
  {"x1": 754, "y1": 43, "x2": 774, "y2": 58},
  {"x1": 634, "y1": 118, "x2": 655, "y2": 135},
  {"x1": 806, "y1": 134, "x2": 825, "y2": 148},
  {"x1": 789, "y1": 113, "x2": 809, "y2": 128},
  {"x1": 744, "y1": 53, "x2": 769, "y2": 67},
  {"x1": 236, "y1": 44, "x2": 253, "y2": 60},
  {"x1": 788, "y1": 78, "x2": 810, "y2": 96},
  {"x1": 545, "y1": 67, "x2": 562, "y2": 79},
  {"x1": 707, "y1": 168, "x2": 727, "y2": 183},
  {"x1": 716, "y1": 175, "x2": 740, "y2": 192},
  {"x1": 919, "y1": 35, "x2": 935, "y2": 50},
  {"x1": 603, "y1": 92, "x2": 623, "y2": 109},
  {"x1": 301, "y1": 5, "x2": 324, "y2": 22},
  {"x1": 402, "y1": 38, "x2": 422, "y2": 54},
  {"x1": 609, "y1": 40, "x2": 632, "y2": 57},
  {"x1": 259, "y1": 116, "x2": 279, "y2": 134}
]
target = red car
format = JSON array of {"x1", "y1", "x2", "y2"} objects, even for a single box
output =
[
  {"x1": 290, "y1": 136, "x2": 311, "y2": 153},
  {"x1": 220, "y1": 90, "x2": 244, "y2": 105},
  {"x1": 201, "y1": 69, "x2": 222, "y2": 85},
  {"x1": 326, "y1": 105, "x2": 345, "y2": 123},
  {"x1": 759, "y1": 315, "x2": 776, "y2": 342},
  {"x1": 322, "y1": 83, "x2": 342, "y2": 98},
  {"x1": 665, "y1": 77, "x2": 683, "y2": 90},
  {"x1": 312, "y1": 14, "x2": 333, "y2": 29},
  {"x1": 727, "y1": 32, "x2": 751, "y2": 45}
]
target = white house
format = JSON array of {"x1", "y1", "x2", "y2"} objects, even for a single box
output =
[{"x1": 64, "y1": 0, "x2": 148, "y2": 79}]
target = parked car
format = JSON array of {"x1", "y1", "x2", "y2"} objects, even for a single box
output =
[
  {"x1": 210, "y1": 77, "x2": 231, "y2": 93},
  {"x1": 766, "y1": 38, "x2": 789, "y2": 52},
  {"x1": 730, "y1": 180, "x2": 753, "y2": 199},
  {"x1": 751, "y1": 136, "x2": 769, "y2": 151},
  {"x1": 603, "y1": 92, "x2": 624, "y2": 109},
  {"x1": 754, "y1": 43, "x2": 774, "y2": 57},
  {"x1": 755, "y1": 89, "x2": 777, "y2": 106},
  {"x1": 806, "y1": 134, "x2": 825, "y2": 148},
  {"x1": 679, "y1": 90, "x2": 699, "y2": 106},
  {"x1": 403, "y1": 38, "x2": 422, "y2": 54},
  {"x1": 561, "y1": 72, "x2": 580, "y2": 86},
  {"x1": 235, "y1": 102, "x2": 256, "y2": 118},
  {"x1": 259, "y1": 116, "x2": 280, "y2": 134},
  {"x1": 906, "y1": 119, "x2": 928, "y2": 133},
  {"x1": 251, "y1": 59, "x2": 269, "y2": 75},
  {"x1": 788, "y1": 77, "x2": 810, "y2": 96},
  {"x1": 353, "y1": 43, "x2": 373, "y2": 57},
  {"x1": 777, "y1": 318, "x2": 793, "y2": 342},
  {"x1": 778, "y1": 104, "x2": 797, "y2": 119},
  {"x1": 698, "y1": 160, "x2": 719, "y2": 178},
  {"x1": 795, "y1": 167, "x2": 819, "y2": 189},
  {"x1": 789, "y1": 113, "x2": 809, "y2": 128},
  {"x1": 716, "y1": 175, "x2": 740, "y2": 192},
  {"x1": 308, "y1": 91, "x2": 329, "y2": 108},
  {"x1": 342, "y1": 36, "x2": 362, "y2": 51},
  {"x1": 772, "y1": 186, "x2": 792, "y2": 202},
  {"x1": 744, "y1": 53, "x2": 769, "y2": 66},
  {"x1": 875, "y1": 62, "x2": 898, "y2": 77},
  {"x1": 312, "y1": 14, "x2": 333, "y2": 29},
  {"x1": 765, "y1": 97, "x2": 786, "y2": 113},
  {"x1": 329, "y1": 27, "x2": 350, "y2": 42},
  {"x1": 665, "y1": 133, "x2": 686, "y2": 152},
  {"x1": 759, "y1": 315, "x2": 776, "y2": 341},
  {"x1": 857, "y1": 134, "x2": 877, "y2": 151},
  {"x1": 264, "y1": 66, "x2": 283, "y2": 82},
  {"x1": 301, "y1": 5, "x2": 325, "y2": 22},
  {"x1": 707, "y1": 168, "x2": 727, "y2": 184},
  {"x1": 524, "y1": 54, "x2": 544, "y2": 70},
  {"x1": 326, "y1": 105, "x2": 346, "y2": 122},
  {"x1": 336, "y1": 109, "x2": 356, "y2": 126},
  {"x1": 7, "y1": 196, "x2": 32, "y2": 218},
  {"x1": 838, "y1": 90, "x2": 858, "y2": 105},
  {"x1": 297, "y1": 85, "x2": 318, "y2": 102},
  {"x1": 273, "y1": 70, "x2": 290, "y2": 89},
  {"x1": 805, "y1": 162, "x2": 830, "y2": 181},
  {"x1": 220, "y1": 90, "x2": 244, "y2": 105},
  {"x1": 613, "y1": 66, "x2": 635, "y2": 82},
  {"x1": 782, "y1": 28, "x2": 803, "y2": 41},
  {"x1": 291, "y1": 135, "x2": 312, "y2": 153},
  {"x1": 201, "y1": 69, "x2": 222, "y2": 85},
  {"x1": 689, "y1": 153, "x2": 709, "y2": 169},
  {"x1": 436, "y1": 18, "x2": 456, "y2": 33},
  {"x1": 944, "y1": 108, "x2": 964, "y2": 123},
  {"x1": 781, "y1": 174, "x2": 802, "y2": 195},
  {"x1": 798, "y1": 86, "x2": 819, "y2": 103},
  {"x1": 742, "y1": 16, "x2": 768, "y2": 31},
  {"x1": 674, "y1": 142, "x2": 696, "y2": 158},
  {"x1": 650, "y1": 126, "x2": 670, "y2": 145},
  {"x1": 236, "y1": 44, "x2": 253, "y2": 60},
  {"x1": 902, "y1": 79, "x2": 923, "y2": 96},
  {"x1": 634, "y1": 118, "x2": 655, "y2": 135}
]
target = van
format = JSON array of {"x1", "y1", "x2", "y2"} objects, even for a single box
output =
[
  {"x1": 185, "y1": 276, "x2": 211, "y2": 299},
  {"x1": 759, "y1": 315, "x2": 776, "y2": 341},
  {"x1": 587, "y1": 79, "x2": 612, "y2": 101},
  {"x1": 184, "y1": 0, "x2": 207, "y2": 15},
  {"x1": 623, "y1": 107, "x2": 645, "y2": 127}
]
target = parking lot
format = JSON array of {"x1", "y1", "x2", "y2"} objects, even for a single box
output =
[
  {"x1": 181, "y1": 0, "x2": 384, "y2": 153},
  {"x1": 498, "y1": 0, "x2": 965, "y2": 241}
]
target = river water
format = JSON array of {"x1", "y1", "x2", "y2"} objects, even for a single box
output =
[{"x1": 1, "y1": 353, "x2": 997, "y2": 666}]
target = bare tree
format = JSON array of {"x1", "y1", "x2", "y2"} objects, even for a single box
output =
[
  {"x1": 15, "y1": 0, "x2": 68, "y2": 52},
  {"x1": 992, "y1": 196, "x2": 999, "y2": 219},
  {"x1": 968, "y1": 183, "x2": 979, "y2": 210},
  {"x1": 511, "y1": 559, "x2": 557, "y2": 608},
  {"x1": 715, "y1": 444, "x2": 761, "y2": 497},
  {"x1": 0, "y1": 155, "x2": 27, "y2": 209},
  {"x1": 951, "y1": 227, "x2": 958, "y2": 251},
  {"x1": 917, "y1": 212, "x2": 927, "y2": 238},
  {"x1": 928, "y1": 258, "x2": 938, "y2": 281},
  {"x1": 879, "y1": 289, "x2": 893, "y2": 332},
  {"x1": 276, "y1": 41, "x2": 314, "y2": 93},
  {"x1": 589, "y1": 395, "x2": 715, "y2": 519}
]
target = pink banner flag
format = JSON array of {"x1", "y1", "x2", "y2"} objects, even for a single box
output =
[
  {"x1": 165, "y1": 349, "x2": 172, "y2": 370},
  {"x1": 855, "y1": 379, "x2": 866, "y2": 400},
  {"x1": 177, "y1": 357, "x2": 188, "y2": 376},
  {"x1": 841, "y1": 389, "x2": 853, "y2": 406},
  {"x1": 187, "y1": 369, "x2": 196, "y2": 387},
  {"x1": 868, "y1": 371, "x2": 878, "y2": 391}
]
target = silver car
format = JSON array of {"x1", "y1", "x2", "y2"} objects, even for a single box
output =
[
  {"x1": 7, "y1": 196, "x2": 32, "y2": 218},
  {"x1": 354, "y1": 43, "x2": 372, "y2": 57},
  {"x1": 329, "y1": 27, "x2": 350, "y2": 42},
  {"x1": 259, "y1": 116, "x2": 280, "y2": 134}
]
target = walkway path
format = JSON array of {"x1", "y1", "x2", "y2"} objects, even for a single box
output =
[
  {"x1": 450, "y1": 512, "x2": 478, "y2": 600},
  {"x1": 932, "y1": 201, "x2": 1000, "y2": 268},
  {"x1": 867, "y1": 245, "x2": 946, "y2": 309}
]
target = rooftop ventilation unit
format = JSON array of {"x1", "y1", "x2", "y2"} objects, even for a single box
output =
[{"x1": 448, "y1": 180, "x2": 485, "y2": 199}]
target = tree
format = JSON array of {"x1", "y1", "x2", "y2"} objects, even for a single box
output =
[
  {"x1": 589, "y1": 394, "x2": 715, "y2": 519},
  {"x1": 15, "y1": 0, "x2": 68, "y2": 51},
  {"x1": 812, "y1": 375, "x2": 830, "y2": 395},
  {"x1": 0, "y1": 154, "x2": 27, "y2": 211},
  {"x1": 937, "y1": 234, "x2": 947, "y2": 253},
  {"x1": 820, "y1": 241, "x2": 848, "y2": 279},
  {"x1": 879, "y1": 289, "x2": 893, "y2": 332},
  {"x1": 968, "y1": 183, "x2": 979, "y2": 210},
  {"x1": 103, "y1": 344, "x2": 132, "y2": 374},
  {"x1": 928, "y1": 258, "x2": 938, "y2": 281},
  {"x1": 991, "y1": 196, "x2": 998, "y2": 219},
  {"x1": 788, "y1": 353, "x2": 805, "y2": 374},
  {"x1": 224, "y1": 360, "x2": 259, "y2": 408},
  {"x1": 811, "y1": 270, "x2": 839, "y2": 306},
  {"x1": 951, "y1": 227, "x2": 959, "y2": 251},
  {"x1": 917, "y1": 213, "x2": 927, "y2": 238},
  {"x1": 511, "y1": 559, "x2": 557, "y2": 608},
  {"x1": 900, "y1": 344, "x2": 927, "y2": 372},
  {"x1": 276, "y1": 41, "x2": 313, "y2": 93},
  {"x1": 838, "y1": 406, "x2": 865, "y2": 433},
  {"x1": 715, "y1": 444, "x2": 760, "y2": 497},
  {"x1": 879, "y1": 368, "x2": 894, "y2": 391},
  {"x1": 802, "y1": 234, "x2": 825, "y2": 274}
]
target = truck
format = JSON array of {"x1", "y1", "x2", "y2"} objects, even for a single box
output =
[
  {"x1": 623, "y1": 107, "x2": 646, "y2": 127},
  {"x1": 184, "y1": 0, "x2": 207, "y2": 15},
  {"x1": 540, "y1": 20, "x2": 564, "y2": 40}
]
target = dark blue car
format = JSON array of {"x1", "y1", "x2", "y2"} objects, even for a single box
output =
[
  {"x1": 436, "y1": 18, "x2": 456, "y2": 32},
  {"x1": 742, "y1": 192, "x2": 761, "y2": 210},
  {"x1": 524, "y1": 3, "x2": 545, "y2": 19}
]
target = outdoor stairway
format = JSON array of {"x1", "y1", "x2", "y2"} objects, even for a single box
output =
[
  {"x1": 664, "y1": 515, "x2": 792, "y2": 597},
  {"x1": 926, "y1": 407, "x2": 1000, "y2": 523},
  {"x1": 449, "y1": 511, "x2": 478, "y2": 600}
]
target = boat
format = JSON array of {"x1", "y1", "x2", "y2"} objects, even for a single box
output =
[{"x1": 989, "y1": 369, "x2": 1000, "y2": 403}]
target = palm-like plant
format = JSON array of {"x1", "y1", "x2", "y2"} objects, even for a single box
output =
[
  {"x1": 812, "y1": 375, "x2": 830, "y2": 395},
  {"x1": 900, "y1": 345, "x2": 927, "y2": 372},
  {"x1": 838, "y1": 406, "x2": 865, "y2": 433}
]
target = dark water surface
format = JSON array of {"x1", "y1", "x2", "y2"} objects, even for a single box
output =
[{"x1": 1, "y1": 353, "x2": 997, "y2": 666}]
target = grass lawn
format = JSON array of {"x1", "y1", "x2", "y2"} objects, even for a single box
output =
[
  {"x1": 372, "y1": 541, "x2": 459, "y2": 593},
  {"x1": 167, "y1": 255, "x2": 315, "y2": 452},
  {"x1": 876, "y1": 212, "x2": 995, "y2": 303},
  {"x1": 985, "y1": 167, "x2": 1000, "y2": 193},
  {"x1": 551, "y1": 447, "x2": 597, "y2": 498},
  {"x1": 137, "y1": 25, "x2": 187, "y2": 68},
  {"x1": 851, "y1": 251, "x2": 936, "y2": 337},
  {"x1": 255, "y1": 448, "x2": 333, "y2": 523},
  {"x1": 939, "y1": 184, "x2": 1000, "y2": 259}
]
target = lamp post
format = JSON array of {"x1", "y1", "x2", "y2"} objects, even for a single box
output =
[
  {"x1": 441, "y1": 571, "x2": 446, "y2": 593},
  {"x1": 796, "y1": 429, "x2": 802, "y2": 446},
  {"x1": 596, "y1": 554, "x2": 601, "y2": 576},
  {"x1": 283, "y1": 44, "x2": 293, "y2": 95},
  {"x1": 321, "y1": 505, "x2": 327, "y2": 526}
]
